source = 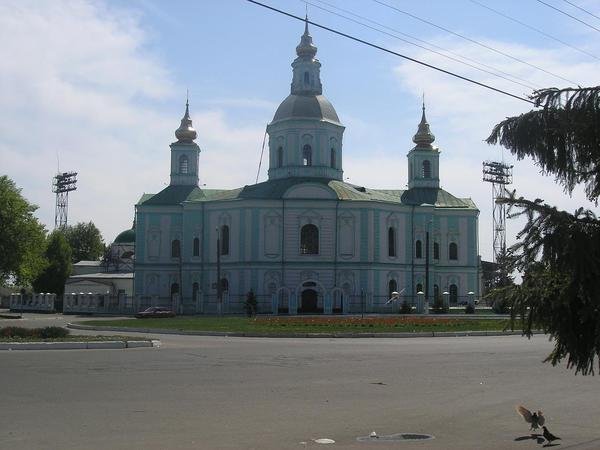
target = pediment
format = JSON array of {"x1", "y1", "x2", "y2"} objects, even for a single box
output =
[{"x1": 283, "y1": 183, "x2": 337, "y2": 199}]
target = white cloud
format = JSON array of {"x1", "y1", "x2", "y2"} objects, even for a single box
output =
[
  {"x1": 0, "y1": 1, "x2": 265, "y2": 243},
  {"x1": 391, "y1": 36, "x2": 600, "y2": 260}
]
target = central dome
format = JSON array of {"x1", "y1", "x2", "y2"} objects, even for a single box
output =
[{"x1": 272, "y1": 94, "x2": 341, "y2": 125}]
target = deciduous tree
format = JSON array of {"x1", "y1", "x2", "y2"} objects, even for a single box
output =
[
  {"x1": 0, "y1": 176, "x2": 46, "y2": 286},
  {"x1": 32, "y1": 231, "x2": 72, "y2": 296},
  {"x1": 64, "y1": 221, "x2": 105, "y2": 263}
]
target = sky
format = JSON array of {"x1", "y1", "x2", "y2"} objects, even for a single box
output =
[{"x1": 1, "y1": 0, "x2": 599, "y2": 261}]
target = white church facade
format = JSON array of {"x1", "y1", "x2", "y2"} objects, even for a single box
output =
[{"x1": 133, "y1": 22, "x2": 480, "y2": 314}]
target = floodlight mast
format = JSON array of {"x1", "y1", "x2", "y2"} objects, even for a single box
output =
[
  {"x1": 482, "y1": 161, "x2": 513, "y2": 263},
  {"x1": 52, "y1": 172, "x2": 78, "y2": 229}
]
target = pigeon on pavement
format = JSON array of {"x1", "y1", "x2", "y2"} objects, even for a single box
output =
[{"x1": 516, "y1": 405, "x2": 545, "y2": 430}]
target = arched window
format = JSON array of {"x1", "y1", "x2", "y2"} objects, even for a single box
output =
[
  {"x1": 449, "y1": 284, "x2": 458, "y2": 304},
  {"x1": 304, "y1": 71, "x2": 310, "y2": 84},
  {"x1": 415, "y1": 240, "x2": 422, "y2": 258},
  {"x1": 330, "y1": 148, "x2": 336, "y2": 168},
  {"x1": 170, "y1": 283, "x2": 179, "y2": 296},
  {"x1": 433, "y1": 242, "x2": 440, "y2": 260},
  {"x1": 388, "y1": 279, "x2": 398, "y2": 299},
  {"x1": 302, "y1": 144, "x2": 312, "y2": 166},
  {"x1": 220, "y1": 225, "x2": 229, "y2": 256},
  {"x1": 179, "y1": 155, "x2": 189, "y2": 174},
  {"x1": 277, "y1": 146, "x2": 283, "y2": 168},
  {"x1": 422, "y1": 160, "x2": 431, "y2": 178},
  {"x1": 171, "y1": 239, "x2": 181, "y2": 258},
  {"x1": 192, "y1": 282, "x2": 199, "y2": 301},
  {"x1": 193, "y1": 238, "x2": 200, "y2": 257},
  {"x1": 388, "y1": 227, "x2": 396, "y2": 257},
  {"x1": 434, "y1": 284, "x2": 440, "y2": 301},
  {"x1": 449, "y1": 242, "x2": 458, "y2": 260},
  {"x1": 300, "y1": 224, "x2": 319, "y2": 255},
  {"x1": 416, "y1": 283, "x2": 423, "y2": 294}
]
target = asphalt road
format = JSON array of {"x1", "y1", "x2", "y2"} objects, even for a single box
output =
[{"x1": 0, "y1": 314, "x2": 598, "y2": 450}]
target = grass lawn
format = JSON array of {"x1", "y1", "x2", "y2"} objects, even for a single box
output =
[{"x1": 80, "y1": 316, "x2": 511, "y2": 334}]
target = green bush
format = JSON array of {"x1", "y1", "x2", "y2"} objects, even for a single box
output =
[
  {"x1": 465, "y1": 304, "x2": 475, "y2": 314},
  {"x1": 38, "y1": 326, "x2": 69, "y2": 339},
  {"x1": 399, "y1": 300, "x2": 412, "y2": 314},
  {"x1": 491, "y1": 297, "x2": 510, "y2": 314},
  {"x1": 0, "y1": 327, "x2": 30, "y2": 338},
  {"x1": 431, "y1": 296, "x2": 449, "y2": 314},
  {"x1": 0, "y1": 326, "x2": 70, "y2": 339},
  {"x1": 244, "y1": 290, "x2": 257, "y2": 317}
]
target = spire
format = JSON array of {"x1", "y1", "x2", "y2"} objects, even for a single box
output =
[
  {"x1": 412, "y1": 100, "x2": 435, "y2": 149},
  {"x1": 291, "y1": 19, "x2": 322, "y2": 95},
  {"x1": 175, "y1": 97, "x2": 197, "y2": 143},
  {"x1": 295, "y1": 16, "x2": 317, "y2": 59}
]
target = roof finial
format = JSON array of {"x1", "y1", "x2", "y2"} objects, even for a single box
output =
[
  {"x1": 413, "y1": 97, "x2": 435, "y2": 148},
  {"x1": 175, "y1": 97, "x2": 197, "y2": 143},
  {"x1": 296, "y1": 10, "x2": 317, "y2": 58}
]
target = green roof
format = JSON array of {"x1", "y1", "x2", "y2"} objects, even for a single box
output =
[
  {"x1": 114, "y1": 228, "x2": 135, "y2": 244},
  {"x1": 138, "y1": 185, "x2": 205, "y2": 206},
  {"x1": 138, "y1": 179, "x2": 477, "y2": 209}
]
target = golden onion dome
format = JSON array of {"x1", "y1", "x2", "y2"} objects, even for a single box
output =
[{"x1": 175, "y1": 101, "x2": 197, "y2": 143}]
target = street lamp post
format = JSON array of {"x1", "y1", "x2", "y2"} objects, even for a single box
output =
[
  {"x1": 425, "y1": 229, "x2": 430, "y2": 305},
  {"x1": 425, "y1": 219, "x2": 433, "y2": 309},
  {"x1": 216, "y1": 226, "x2": 222, "y2": 315}
]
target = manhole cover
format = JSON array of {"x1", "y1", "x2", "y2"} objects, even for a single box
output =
[
  {"x1": 357, "y1": 433, "x2": 435, "y2": 442},
  {"x1": 314, "y1": 438, "x2": 336, "y2": 444}
]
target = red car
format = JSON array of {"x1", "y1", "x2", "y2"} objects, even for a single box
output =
[{"x1": 135, "y1": 307, "x2": 176, "y2": 318}]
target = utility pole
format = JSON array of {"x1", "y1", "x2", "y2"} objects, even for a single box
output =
[
  {"x1": 425, "y1": 228, "x2": 430, "y2": 304},
  {"x1": 216, "y1": 227, "x2": 222, "y2": 315}
]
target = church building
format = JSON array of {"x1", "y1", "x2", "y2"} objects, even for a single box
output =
[{"x1": 133, "y1": 22, "x2": 480, "y2": 314}]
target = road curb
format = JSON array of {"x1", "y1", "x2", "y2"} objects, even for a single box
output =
[
  {"x1": 0, "y1": 339, "x2": 158, "y2": 351},
  {"x1": 67, "y1": 323, "x2": 545, "y2": 339},
  {"x1": 0, "y1": 314, "x2": 22, "y2": 319}
]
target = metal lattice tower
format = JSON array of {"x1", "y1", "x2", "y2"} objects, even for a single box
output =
[
  {"x1": 52, "y1": 172, "x2": 77, "y2": 229},
  {"x1": 482, "y1": 161, "x2": 513, "y2": 263}
]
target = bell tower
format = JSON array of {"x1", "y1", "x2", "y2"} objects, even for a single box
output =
[
  {"x1": 170, "y1": 100, "x2": 200, "y2": 186},
  {"x1": 407, "y1": 103, "x2": 440, "y2": 189},
  {"x1": 267, "y1": 19, "x2": 345, "y2": 181}
]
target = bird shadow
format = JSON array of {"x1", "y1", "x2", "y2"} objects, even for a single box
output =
[
  {"x1": 514, "y1": 434, "x2": 543, "y2": 443},
  {"x1": 542, "y1": 444, "x2": 560, "y2": 448}
]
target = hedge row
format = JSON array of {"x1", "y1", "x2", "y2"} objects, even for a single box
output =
[{"x1": 0, "y1": 326, "x2": 69, "y2": 339}]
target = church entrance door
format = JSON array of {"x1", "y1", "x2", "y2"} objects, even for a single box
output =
[{"x1": 300, "y1": 289, "x2": 319, "y2": 313}]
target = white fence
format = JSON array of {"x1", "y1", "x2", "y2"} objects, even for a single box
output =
[{"x1": 10, "y1": 294, "x2": 56, "y2": 312}]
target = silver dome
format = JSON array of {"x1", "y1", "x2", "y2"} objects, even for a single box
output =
[{"x1": 271, "y1": 94, "x2": 341, "y2": 125}]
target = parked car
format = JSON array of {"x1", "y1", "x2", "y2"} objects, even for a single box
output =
[{"x1": 135, "y1": 306, "x2": 176, "y2": 319}]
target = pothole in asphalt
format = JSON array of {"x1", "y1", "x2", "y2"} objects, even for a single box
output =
[{"x1": 357, "y1": 433, "x2": 435, "y2": 442}]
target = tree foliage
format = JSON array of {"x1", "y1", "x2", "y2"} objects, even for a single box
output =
[
  {"x1": 0, "y1": 176, "x2": 47, "y2": 286},
  {"x1": 487, "y1": 86, "x2": 600, "y2": 375},
  {"x1": 32, "y1": 231, "x2": 72, "y2": 296},
  {"x1": 63, "y1": 222, "x2": 105, "y2": 263},
  {"x1": 482, "y1": 250, "x2": 515, "y2": 313}
]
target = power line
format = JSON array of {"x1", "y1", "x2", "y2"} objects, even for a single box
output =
[
  {"x1": 247, "y1": 0, "x2": 535, "y2": 104},
  {"x1": 536, "y1": 0, "x2": 600, "y2": 33},
  {"x1": 469, "y1": 0, "x2": 600, "y2": 61},
  {"x1": 305, "y1": 0, "x2": 539, "y2": 91},
  {"x1": 560, "y1": 0, "x2": 600, "y2": 22},
  {"x1": 372, "y1": 0, "x2": 579, "y2": 85}
]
